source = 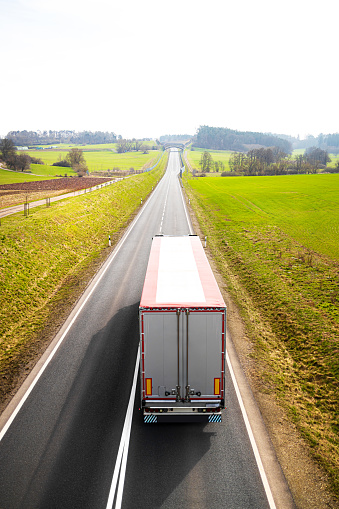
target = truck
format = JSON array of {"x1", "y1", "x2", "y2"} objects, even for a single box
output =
[{"x1": 139, "y1": 235, "x2": 226, "y2": 423}]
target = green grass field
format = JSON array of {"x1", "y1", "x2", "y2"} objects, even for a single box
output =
[
  {"x1": 0, "y1": 168, "x2": 56, "y2": 185},
  {"x1": 187, "y1": 174, "x2": 339, "y2": 260},
  {"x1": 1, "y1": 141, "x2": 163, "y2": 183},
  {"x1": 184, "y1": 172, "x2": 339, "y2": 495},
  {"x1": 29, "y1": 164, "x2": 77, "y2": 177},
  {"x1": 22, "y1": 148, "x2": 161, "y2": 174}
]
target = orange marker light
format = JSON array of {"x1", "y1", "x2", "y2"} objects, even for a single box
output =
[
  {"x1": 214, "y1": 378, "x2": 220, "y2": 395},
  {"x1": 146, "y1": 378, "x2": 152, "y2": 396}
]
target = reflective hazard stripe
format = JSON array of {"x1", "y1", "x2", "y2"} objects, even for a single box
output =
[
  {"x1": 144, "y1": 415, "x2": 157, "y2": 424},
  {"x1": 208, "y1": 414, "x2": 222, "y2": 423}
]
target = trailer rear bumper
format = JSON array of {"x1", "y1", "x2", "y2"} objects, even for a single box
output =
[{"x1": 143, "y1": 411, "x2": 223, "y2": 424}]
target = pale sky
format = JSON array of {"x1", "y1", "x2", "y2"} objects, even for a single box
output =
[{"x1": 1, "y1": 0, "x2": 338, "y2": 140}]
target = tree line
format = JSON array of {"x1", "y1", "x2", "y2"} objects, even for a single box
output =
[
  {"x1": 6, "y1": 130, "x2": 117, "y2": 146},
  {"x1": 228, "y1": 147, "x2": 335, "y2": 176},
  {"x1": 193, "y1": 125, "x2": 292, "y2": 153},
  {"x1": 0, "y1": 138, "x2": 44, "y2": 172},
  {"x1": 115, "y1": 139, "x2": 158, "y2": 154},
  {"x1": 291, "y1": 133, "x2": 339, "y2": 152}
]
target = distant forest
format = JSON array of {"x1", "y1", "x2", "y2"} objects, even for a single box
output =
[
  {"x1": 193, "y1": 126, "x2": 292, "y2": 153},
  {"x1": 6, "y1": 128, "x2": 339, "y2": 153},
  {"x1": 291, "y1": 133, "x2": 339, "y2": 152},
  {"x1": 6, "y1": 130, "x2": 117, "y2": 146}
]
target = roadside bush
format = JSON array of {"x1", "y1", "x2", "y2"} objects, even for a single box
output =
[
  {"x1": 323, "y1": 167, "x2": 339, "y2": 173},
  {"x1": 52, "y1": 160, "x2": 71, "y2": 167},
  {"x1": 30, "y1": 156, "x2": 44, "y2": 164}
]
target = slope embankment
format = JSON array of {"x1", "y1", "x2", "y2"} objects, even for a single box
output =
[{"x1": 0, "y1": 157, "x2": 167, "y2": 413}]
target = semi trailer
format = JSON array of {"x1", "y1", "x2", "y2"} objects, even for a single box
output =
[{"x1": 139, "y1": 235, "x2": 226, "y2": 423}]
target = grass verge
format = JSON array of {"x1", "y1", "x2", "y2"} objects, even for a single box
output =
[{"x1": 0, "y1": 154, "x2": 167, "y2": 408}]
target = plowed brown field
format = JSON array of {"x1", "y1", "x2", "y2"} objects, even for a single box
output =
[
  {"x1": 0, "y1": 176, "x2": 114, "y2": 193},
  {"x1": 0, "y1": 177, "x2": 115, "y2": 208}
]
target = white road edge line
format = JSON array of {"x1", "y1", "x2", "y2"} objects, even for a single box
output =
[
  {"x1": 177, "y1": 170, "x2": 193, "y2": 235},
  {"x1": 0, "y1": 179, "x2": 159, "y2": 442},
  {"x1": 226, "y1": 351, "x2": 277, "y2": 509},
  {"x1": 105, "y1": 346, "x2": 140, "y2": 509},
  {"x1": 159, "y1": 174, "x2": 170, "y2": 235}
]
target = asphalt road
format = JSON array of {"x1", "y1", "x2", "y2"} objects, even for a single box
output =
[{"x1": 0, "y1": 151, "x2": 292, "y2": 508}]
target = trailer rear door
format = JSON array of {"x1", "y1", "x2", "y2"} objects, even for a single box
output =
[
  {"x1": 187, "y1": 311, "x2": 224, "y2": 400},
  {"x1": 141, "y1": 311, "x2": 178, "y2": 399}
]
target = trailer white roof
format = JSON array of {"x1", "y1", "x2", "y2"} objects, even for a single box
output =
[{"x1": 140, "y1": 236, "x2": 226, "y2": 309}]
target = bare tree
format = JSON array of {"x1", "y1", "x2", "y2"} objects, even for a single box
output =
[
  {"x1": 200, "y1": 151, "x2": 214, "y2": 172},
  {"x1": 117, "y1": 139, "x2": 133, "y2": 153},
  {"x1": 0, "y1": 138, "x2": 16, "y2": 162},
  {"x1": 134, "y1": 140, "x2": 142, "y2": 151},
  {"x1": 66, "y1": 148, "x2": 88, "y2": 176},
  {"x1": 16, "y1": 153, "x2": 31, "y2": 172}
]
